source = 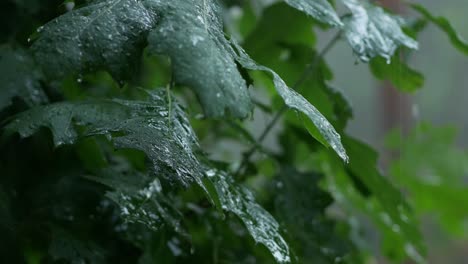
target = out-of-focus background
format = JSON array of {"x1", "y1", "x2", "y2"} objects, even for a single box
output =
[
  {"x1": 323, "y1": 0, "x2": 468, "y2": 262},
  {"x1": 328, "y1": 0, "x2": 468, "y2": 147}
]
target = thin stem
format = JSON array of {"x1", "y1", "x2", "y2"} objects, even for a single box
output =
[{"x1": 235, "y1": 32, "x2": 342, "y2": 176}]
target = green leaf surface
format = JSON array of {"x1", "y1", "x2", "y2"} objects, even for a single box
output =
[
  {"x1": 341, "y1": 0, "x2": 418, "y2": 62},
  {"x1": 5, "y1": 90, "x2": 205, "y2": 188},
  {"x1": 87, "y1": 168, "x2": 185, "y2": 234},
  {"x1": 410, "y1": 3, "x2": 468, "y2": 55},
  {"x1": 206, "y1": 169, "x2": 290, "y2": 263},
  {"x1": 0, "y1": 46, "x2": 47, "y2": 112},
  {"x1": 273, "y1": 167, "x2": 353, "y2": 263},
  {"x1": 387, "y1": 123, "x2": 468, "y2": 237},
  {"x1": 283, "y1": 0, "x2": 342, "y2": 26},
  {"x1": 369, "y1": 52, "x2": 424, "y2": 92},
  {"x1": 230, "y1": 40, "x2": 348, "y2": 162},
  {"x1": 32, "y1": 0, "x2": 252, "y2": 118},
  {"x1": 147, "y1": 0, "x2": 252, "y2": 118},
  {"x1": 5, "y1": 90, "x2": 290, "y2": 263},
  {"x1": 320, "y1": 137, "x2": 425, "y2": 263}
]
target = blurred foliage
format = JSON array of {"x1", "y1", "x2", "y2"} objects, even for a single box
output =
[{"x1": 0, "y1": 0, "x2": 467, "y2": 263}]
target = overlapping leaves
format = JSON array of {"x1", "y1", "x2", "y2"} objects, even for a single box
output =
[
  {"x1": 4, "y1": 90, "x2": 290, "y2": 263},
  {"x1": 31, "y1": 0, "x2": 348, "y2": 161},
  {"x1": 32, "y1": 0, "x2": 252, "y2": 118}
]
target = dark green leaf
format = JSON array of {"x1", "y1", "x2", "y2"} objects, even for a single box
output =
[
  {"x1": 5, "y1": 90, "x2": 290, "y2": 263},
  {"x1": 0, "y1": 46, "x2": 47, "y2": 112},
  {"x1": 87, "y1": 168, "x2": 185, "y2": 234},
  {"x1": 32, "y1": 0, "x2": 252, "y2": 118},
  {"x1": 230, "y1": 40, "x2": 348, "y2": 162},
  {"x1": 147, "y1": 0, "x2": 252, "y2": 118},
  {"x1": 206, "y1": 169, "x2": 290, "y2": 263},
  {"x1": 273, "y1": 167, "x2": 353, "y2": 263},
  {"x1": 341, "y1": 0, "x2": 418, "y2": 62},
  {"x1": 5, "y1": 90, "x2": 205, "y2": 188},
  {"x1": 410, "y1": 3, "x2": 468, "y2": 55}
]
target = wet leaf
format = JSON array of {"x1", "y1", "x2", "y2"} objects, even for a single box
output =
[
  {"x1": 5, "y1": 90, "x2": 205, "y2": 188},
  {"x1": 32, "y1": 0, "x2": 252, "y2": 118},
  {"x1": 0, "y1": 46, "x2": 47, "y2": 112},
  {"x1": 410, "y1": 3, "x2": 468, "y2": 55},
  {"x1": 87, "y1": 168, "x2": 185, "y2": 234},
  {"x1": 5, "y1": 90, "x2": 290, "y2": 263},
  {"x1": 273, "y1": 167, "x2": 353, "y2": 263},
  {"x1": 230, "y1": 40, "x2": 348, "y2": 162},
  {"x1": 341, "y1": 0, "x2": 418, "y2": 62},
  {"x1": 147, "y1": 0, "x2": 252, "y2": 118},
  {"x1": 206, "y1": 169, "x2": 290, "y2": 263},
  {"x1": 284, "y1": 0, "x2": 342, "y2": 26}
]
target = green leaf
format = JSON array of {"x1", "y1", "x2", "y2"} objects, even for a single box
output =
[
  {"x1": 206, "y1": 169, "x2": 290, "y2": 263},
  {"x1": 341, "y1": 0, "x2": 418, "y2": 62},
  {"x1": 410, "y1": 3, "x2": 468, "y2": 55},
  {"x1": 86, "y1": 168, "x2": 185, "y2": 234},
  {"x1": 387, "y1": 123, "x2": 468, "y2": 237},
  {"x1": 5, "y1": 90, "x2": 205, "y2": 188},
  {"x1": 32, "y1": 0, "x2": 252, "y2": 118},
  {"x1": 319, "y1": 137, "x2": 425, "y2": 263},
  {"x1": 283, "y1": 0, "x2": 342, "y2": 26},
  {"x1": 0, "y1": 46, "x2": 47, "y2": 112},
  {"x1": 369, "y1": 52, "x2": 424, "y2": 92},
  {"x1": 273, "y1": 167, "x2": 353, "y2": 263},
  {"x1": 147, "y1": 1, "x2": 252, "y2": 118},
  {"x1": 5, "y1": 90, "x2": 290, "y2": 263},
  {"x1": 230, "y1": 40, "x2": 348, "y2": 162},
  {"x1": 32, "y1": 0, "x2": 156, "y2": 82}
]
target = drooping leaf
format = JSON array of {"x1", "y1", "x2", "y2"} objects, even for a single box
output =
[
  {"x1": 387, "y1": 123, "x2": 468, "y2": 237},
  {"x1": 5, "y1": 90, "x2": 290, "y2": 263},
  {"x1": 5, "y1": 90, "x2": 205, "y2": 188},
  {"x1": 242, "y1": 3, "x2": 352, "y2": 141},
  {"x1": 86, "y1": 168, "x2": 185, "y2": 234},
  {"x1": 410, "y1": 4, "x2": 468, "y2": 55},
  {"x1": 369, "y1": 51, "x2": 424, "y2": 92},
  {"x1": 273, "y1": 167, "x2": 353, "y2": 263},
  {"x1": 319, "y1": 137, "x2": 425, "y2": 263},
  {"x1": 283, "y1": 0, "x2": 342, "y2": 26},
  {"x1": 230, "y1": 40, "x2": 348, "y2": 162},
  {"x1": 147, "y1": 0, "x2": 252, "y2": 118},
  {"x1": 32, "y1": 0, "x2": 252, "y2": 118},
  {"x1": 341, "y1": 0, "x2": 418, "y2": 62},
  {"x1": 205, "y1": 169, "x2": 290, "y2": 263},
  {"x1": 0, "y1": 46, "x2": 47, "y2": 112}
]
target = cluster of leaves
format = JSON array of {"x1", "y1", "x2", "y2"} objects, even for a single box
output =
[{"x1": 1, "y1": 0, "x2": 467, "y2": 263}]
